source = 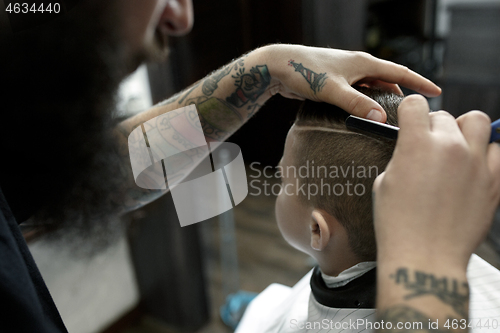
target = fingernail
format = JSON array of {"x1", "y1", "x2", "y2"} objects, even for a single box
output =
[{"x1": 367, "y1": 109, "x2": 383, "y2": 122}]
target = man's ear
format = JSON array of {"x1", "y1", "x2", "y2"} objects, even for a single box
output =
[{"x1": 310, "y1": 210, "x2": 332, "y2": 251}]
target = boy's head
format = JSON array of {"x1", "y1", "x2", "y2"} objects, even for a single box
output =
[{"x1": 275, "y1": 87, "x2": 402, "y2": 273}]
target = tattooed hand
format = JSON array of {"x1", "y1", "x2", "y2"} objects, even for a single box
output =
[
  {"x1": 373, "y1": 96, "x2": 500, "y2": 269},
  {"x1": 260, "y1": 44, "x2": 441, "y2": 122},
  {"x1": 372, "y1": 95, "x2": 500, "y2": 331}
]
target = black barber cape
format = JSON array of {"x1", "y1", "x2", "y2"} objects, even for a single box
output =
[{"x1": 0, "y1": 186, "x2": 67, "y2": 332}]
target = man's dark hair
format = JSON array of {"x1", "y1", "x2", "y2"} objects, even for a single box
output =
[{"x1": 293, "y1": 87, "x2": 402, "y2": 261}]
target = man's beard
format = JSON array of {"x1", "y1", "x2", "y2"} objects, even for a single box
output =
[{"x1": 0, "y1": 1, "x2": 167, "y2": 254}]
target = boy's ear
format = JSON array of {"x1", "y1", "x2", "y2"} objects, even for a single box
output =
[{"x1": 310, "y1": 210, "x2": 332, "y2": 251}]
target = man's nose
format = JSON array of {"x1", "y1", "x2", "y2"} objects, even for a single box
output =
[{"x1": 159, "y1": 0, "x2": 194, "y2": 36}]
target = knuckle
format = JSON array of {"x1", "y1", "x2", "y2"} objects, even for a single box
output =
[
  {"x1": 437, "y1": 136, "x2": 468, "y2": 158},
  {"x1": 353, "y1": 51, "x2": 372, "y2": 61},
  {"x1": 405, "y1": 94, "x2": 427, "y2": 103},
  {"x1": 347, "y1": 94, "x2": 365, "y2": 114},
  {"x1": 448, "y1": 142, "x2": 469, "y2": 161},
  {"x1": 470, "y1": 154, "x2": 484, "y2": 174},
  {"x1": 446, "y1": 139, "x2": 466, "y2": 153},
  {"x1": 400, "y1": 94, "x2": 427, "y2": 110},
  {"x1": 430, "y1": 110, "x2": 454, "y2": 119},
  {"x1": 466, "y1": 110, "x2": 491, "y2": 125},
  {"x1": 398, "y1": 64, "x2": 409, "y2": 72},
  {"x1": 397, "y1": 64, "x2": 410, "y2": 77}
]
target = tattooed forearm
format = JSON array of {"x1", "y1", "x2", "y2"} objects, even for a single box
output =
[
  {"x1": 202, "y1": 66, "x2": 232, "y2": 96},
  {"x1": 226, "y1": 64, "x2": 271, "y2": 108},
  {"x1": 182, "y1": 57, "x2": 267, "y2": 124},
  {"x1": 185, "y1": 95, "x2": 209, "y2": 105},
  {"x1": 183, "y1": 61, "x2": 266, "y2": 140},
  {"x1": 288, "y1": 59, "x2": 327, "y2": 94},
  {"x1": 116, "y1": 52, "x2": 270, "y2": 210},
  {"x1": 177, "y1": 82, "x2": 201, "y2": 104},
  {"x1": 199, "y1": 114, "x2": 228, "y2": 141},
  {"x1": 390, "y1": 268, "x2": 469, "y2": 318},
  {"x1": 377, "y1": 305, "x2": 465, "y2": 333},
  {"x1": 197, "y1": 97, "x2": 242, "y2": 141},
  {"x1": 202, "y1": 57, "x2": 245, "y2": 96}
]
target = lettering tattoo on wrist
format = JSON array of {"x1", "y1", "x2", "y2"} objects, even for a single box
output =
[
  {"x1": 390, "y1": 268, "x2": 469, "y2": 318},
  {"x1": 287, "y1": 59, "x2": 327, "y2": 94}
]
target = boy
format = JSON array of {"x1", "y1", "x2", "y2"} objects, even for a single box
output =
[{"x1": 236, "y1": 88, "x2": 500, "y2": 333}]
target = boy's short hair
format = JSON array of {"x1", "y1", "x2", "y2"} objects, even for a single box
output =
[{"x1": 293, "y1": 87, "x2": 402, "y2": 261}]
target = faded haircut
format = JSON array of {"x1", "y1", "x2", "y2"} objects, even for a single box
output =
[{"x1": 293, "y1": 87, "x2": 402, "y2": 261}]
